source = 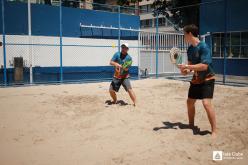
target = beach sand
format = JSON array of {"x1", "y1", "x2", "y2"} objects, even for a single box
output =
[{"x1": 0, "y1": 79, "x2": 247, "y2": 165}]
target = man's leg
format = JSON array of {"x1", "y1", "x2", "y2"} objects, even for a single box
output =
[
  {"x1": 123, "y1": 78, "x2": 136, "y2": 106},
  {"x1": 109, "y1": 90, "x2": 117, "y2": 104},
  {"x1": 202, "y1": 99, "x2": 217, "y2": 137},
  {"x1": 109, "y1": 78, "x2": 121, "y2": 104},
  {"x1": 127, "y1": 89, "x2": 136, "y2": 106},
  {"x1": 187, "y1": 98, "x2": 197, "y2": 128}
]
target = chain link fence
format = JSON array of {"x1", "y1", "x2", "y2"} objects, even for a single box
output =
[{"x1": 1, "y1": 0, "x2": 247, "y2": 86}]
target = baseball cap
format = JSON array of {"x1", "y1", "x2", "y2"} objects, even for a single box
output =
[{"x1": 121, "y1": 43, "x2": 129, "y2": 48}]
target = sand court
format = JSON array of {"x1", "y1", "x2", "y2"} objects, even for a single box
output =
[{"x1": 0, "y1": 79, "x2": 247, "y2": 165}]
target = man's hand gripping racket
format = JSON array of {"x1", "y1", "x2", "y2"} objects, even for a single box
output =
[{"x1": 170, "y1": 47, "x2": 191, "y2": 75}]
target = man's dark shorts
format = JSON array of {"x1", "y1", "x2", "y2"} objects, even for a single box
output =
[
  {"x1": 188, "y1": 79, "x2": 215, "y2": 99},
  {"x1": 109, "y1": 77, "x2": 132, "y2": 92}
]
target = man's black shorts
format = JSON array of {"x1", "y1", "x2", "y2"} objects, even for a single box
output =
[
  {"x1": 109, "y1": 77, "x2": 132, "y2": 92},
  {"x1": 188, "y1": 79, "x2": 215, "y2": 99}
]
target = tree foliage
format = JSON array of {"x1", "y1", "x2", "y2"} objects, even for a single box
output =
[{"x1": 151, "y1": 0, "x2": 200, "y2": 28}]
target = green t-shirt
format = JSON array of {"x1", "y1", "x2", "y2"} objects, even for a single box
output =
[{"x1": 187, "y1": 41, "x2": 215, "y2": 84}]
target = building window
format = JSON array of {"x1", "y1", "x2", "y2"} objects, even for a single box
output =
[
  {"x1": 241, "y1": 32, "x2": 248, "y2": 58},
  {"x1": 141, "y1": 19, "x2": 153, "y2": 28},
  {"x1": 212, "y1": 31, "x2": 248, "y2": 58},
  {"x1": 158, "y1": 17, "x2": 166, "y2": 26},
  {"x1": 147, "y1": 4, "x2": 152, "y2": 12},
  {"x1": 139, "y1": 4, "x2": 152, "y2": 14},
  {"x1": 139, "y1": 5, "x2": 147, "y2": 14}
]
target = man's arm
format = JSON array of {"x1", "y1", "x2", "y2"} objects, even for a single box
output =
[
  {"x1": 180, "y1": 61, "x2": 193, "y2": 75},
  {"x1": 110, "y1": 61, "x2": 122, "y2": 68},
  {"x1": 179, "y1": 45, "x2": 210, "y2": 72},
  {"x1": 184, "y1": 63, "x2": 208, "y2": 71},
  {"x1": 110, "y1": 53, "x2": 122, "y2": 68}
]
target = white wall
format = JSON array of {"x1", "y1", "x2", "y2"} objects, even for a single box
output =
[{"x1": 0, "y1": 35, "x2": 139, "y2": 68}]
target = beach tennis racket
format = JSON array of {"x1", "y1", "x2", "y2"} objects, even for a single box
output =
[
  {"x1": 169, "y1": 47, "x2": 183, "y2": 67},
  {"x1": 120, "y1": 60, "x2": 132, "y2": 75},
  {"x1": 122, "y1": 60, "x2": 132, "y2": 69},
  {"x1": 170, "y1": 47, "x2": 193, "y2": 75}
]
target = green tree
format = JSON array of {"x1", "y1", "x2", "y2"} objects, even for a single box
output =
[{"x1": 152, "y1": 0, "x2": 200, "y2": 29}]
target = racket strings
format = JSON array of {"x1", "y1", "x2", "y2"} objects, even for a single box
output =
[{"x1": 170, "y1": 47, "x2": 183, "y2": 65}]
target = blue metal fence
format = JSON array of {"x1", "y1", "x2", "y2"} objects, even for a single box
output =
[
  {"x1": 1, "y1": 0, "x2": 248, "y2": 86},
  {"x1": 0, "y1": 1, "x2": 141, "y2": 86}
]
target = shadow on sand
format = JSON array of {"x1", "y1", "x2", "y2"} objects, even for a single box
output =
[
  {"x1": 153, "y1": 121, "x2": 211, "y2": 136},
  {"x1": 105, "y1": 100, "x2": 129, "y2": 106}
]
